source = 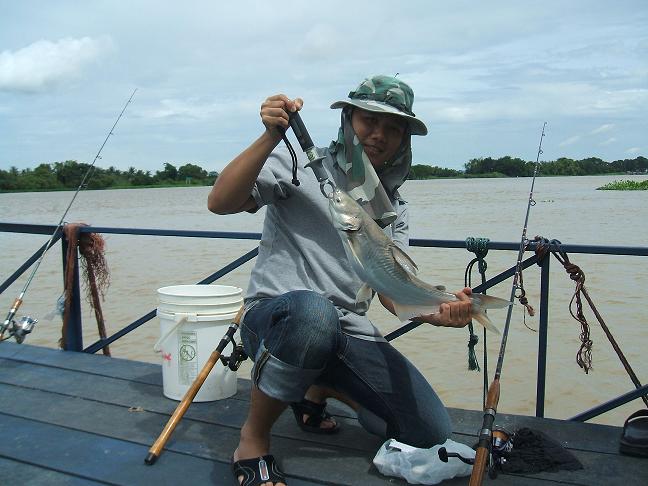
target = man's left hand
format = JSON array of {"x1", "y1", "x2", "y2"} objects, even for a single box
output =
[{"x1": 418, "y1": 287, "x2": 472, "y2": 328}]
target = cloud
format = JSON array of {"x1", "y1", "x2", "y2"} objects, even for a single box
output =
[
  {"x1": 294, "y1": 24, "x2": 343, "y2": 62},
  {"x1": 600, "y1": 137, "x2": 617, "y2": 145},
  {"x1": 625, "y1": 147, "x2": 641, "y2": 155},
  {"x1": 559, "y1": 135, "x2": 581, "y2": 147},
  {"x1": 590, "y1": 123, "x2": 614, "y2": 134},
  {"x1": 0, "y1": 36, "x2": 113, "y2": 92},
  {"x1": 138, "y1": 97, "x2": 255, "y2": 121}
]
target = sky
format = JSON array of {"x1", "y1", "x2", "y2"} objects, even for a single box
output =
[{"x1": 1, "y1": 0, "x2": 646, "y2": 173}]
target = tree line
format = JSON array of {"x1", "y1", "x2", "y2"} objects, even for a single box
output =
[
  {"x1": 1, "y1": 155, "x2": 646, "y2": 191},
  {"x1": 461, "y1": 155, "x2": 647, "y2": 178},
  {"x1": 410, "y1": 155, "x2": 647, "y2": 179},
  {"x1": 0, "y1": 161, "x2": 217, "y2": 191}
]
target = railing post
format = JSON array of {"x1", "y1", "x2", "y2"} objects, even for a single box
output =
[
  {"x1": 536, "y1": 254, "x2": 550, "y2": 417},
  {"x1": 61, "y1": 230, "x2": 83, "y2": 351}
]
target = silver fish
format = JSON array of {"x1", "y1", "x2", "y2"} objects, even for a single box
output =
[{"x1": 328, "y1": 187, "x2": 510, "y2": 333}]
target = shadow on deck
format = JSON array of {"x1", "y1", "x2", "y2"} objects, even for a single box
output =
[{"x1": 0, "y1": 342, "x2": 645, "y2": 485}]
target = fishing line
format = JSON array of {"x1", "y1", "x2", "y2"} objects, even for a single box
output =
[
  {"x1": 469, "y1": 122, "x2": 547, "y2": 486},
  {"x1": 1, "y1": 89, "x2": 137, "y2": 342}
]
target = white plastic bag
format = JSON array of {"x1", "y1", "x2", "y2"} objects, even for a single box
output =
[{"x1": 373, "y1": 438, "x2": 475, "y2": 485}]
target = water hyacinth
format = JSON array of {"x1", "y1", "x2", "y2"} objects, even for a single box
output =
[{"x1": 597, "y1": 179, "x2": 648, "y2": 190}]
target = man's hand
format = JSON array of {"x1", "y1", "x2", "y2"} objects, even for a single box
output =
[
  {"x1": 260, "y1": 94, "x2": 304, "y2": 141},
  {"x1": 418, "y1": 287, "x2": 473, "y2": 328}
]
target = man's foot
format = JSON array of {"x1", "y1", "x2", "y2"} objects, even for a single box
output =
[
  {"x1": 290, "y1": 398, "x2": 339, "y2": 434},
  {"x1": 231, "y1": 454, "x2": 287, "y2": 486}
]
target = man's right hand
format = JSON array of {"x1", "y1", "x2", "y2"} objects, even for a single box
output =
[{"x1": 260, "y1": 94, "x2": 303, "y2": 141}]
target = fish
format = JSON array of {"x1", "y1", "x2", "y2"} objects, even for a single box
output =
[{"x1": 328, "y1": 187, "x2": 511, "y2": 333}]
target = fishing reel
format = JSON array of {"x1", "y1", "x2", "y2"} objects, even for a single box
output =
[
  {"x1": 438, "y1": 426, "x2": 513, "y2": 477},
  {"x1": 219, "y1": 336, "x2": 248, "y2": 371},
  {"x1": 1, "y1": 316, "x2": 38, "y2": 343},
  {"x1": 488, "y1": 427, "x2": 514, "y2": 478}
]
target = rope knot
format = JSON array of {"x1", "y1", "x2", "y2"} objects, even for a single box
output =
[
  {"x1": 465, "y1": 237, "x2": 490, "y2": 259},
  {"x1": 478, "y1": 259, "x2": 488, "y2": 274},
  {"x1": 468, "y1": 333, "x2": 479, "y2": 347},
  {"x1": 517, "y1": 294, "x2": 536, "y2": 317},
  {"x1": 564, "y1": 263, "x2": 584, "y2": 283},
  {"x1": 532, "y1": 235, "x2": 551, "y2": 263}
]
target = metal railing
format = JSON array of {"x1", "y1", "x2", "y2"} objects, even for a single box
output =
[{"x1": 1, "y1": 221, "x2": 647, "y2": 422}]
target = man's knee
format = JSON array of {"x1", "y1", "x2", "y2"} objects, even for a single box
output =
[
  {"x1": 396, "y1": 413, "x2": 453, "y2": 448},
  {"x1": 358, "y1": 406, "x2": 452, "y2": 448},
  {"x1": 285, "y1": 290, "x2": 338, "y2": 329},
  {"x1": 282, "y1": 291, "x2": 340, "y2": 356}
]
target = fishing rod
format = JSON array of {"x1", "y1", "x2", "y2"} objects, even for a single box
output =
[
  {"x1": 469, "y1": 122, "x2": 547, "y2": 486},
  {"x1": 279, "y1": 109, "x2": 334, "y2": 196},
  {"x1": 0, "y1": 89, "x2": 137, "y2": 343}
]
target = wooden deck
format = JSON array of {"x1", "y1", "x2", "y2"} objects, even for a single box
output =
[{"x1": 0, "y1": 342, "x2": 646, "y2": 485}]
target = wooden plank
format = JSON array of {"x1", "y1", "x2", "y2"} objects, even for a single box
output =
[
  {"x1": 0, "y1": 351, "x2": 627, "y2": 456},
  {"x1": 3, "y1": 381, "x2": 647, "y2": 486},
  {"x1": 0, "y1": 383, "x2": 388, "y2": 486},
  {"x1": 0, "y1": 358, "x2": 381, "y2": 453},
  {"x1": 0, "y1": 414, "x2": 228, "y2": 486},
  {"x1": 3, "y1": 343, "x2": 646, "y2": 485},
  {"x1": 448, "y1": 407, "x2": 625, "y2": 455},
  {"x1": 0, "y1": 457, "x2": 105, "y2": 486},
  {"x1": 0, "y1": 414, "x2": 324, "y2": 486}
]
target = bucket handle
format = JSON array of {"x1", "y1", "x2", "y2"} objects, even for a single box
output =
[{"x1": 153, "y1": 313, "x2": 190, "y2": 353}]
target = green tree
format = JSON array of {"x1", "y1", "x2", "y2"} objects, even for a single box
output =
[
  {"x1": 178, "y1": 163, "x2": 207, "y2": 183},
  {"x1": 409, "y1": 164, "x2": 462, "y2": 179},
  {"x1": 156, "y1": 162, "x2": 178, "y2": 181},
  {"x1": 54, "y1": 160, "x2": 91, "y2": 188},
  {"x1": 0, "y1": 167, "x2": 20, "y2": 190},
  {"x1": 129, "y1": 169, "x2": 153, "y2": 186},
  {"x1": 22, "y1": 163, "x2": 61, "y2": 190}
]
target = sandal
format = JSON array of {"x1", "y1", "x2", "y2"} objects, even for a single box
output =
[
  {"x1": 620, "y1": 409, "x2": 648, "y2": 457},
  {"x1": 290, "y1": 398, "x2": 340, "y2": 434},
  {"x1": 231, "y1": 454, "x2": 287, "y2": 486}
]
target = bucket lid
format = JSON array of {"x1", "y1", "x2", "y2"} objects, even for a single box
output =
[
  {"x1": 157, "y1": 309, "x2": 240, "y2": 322},
  {"x1": 157, "y1": 284, "x2": 242, "y2": 299}
]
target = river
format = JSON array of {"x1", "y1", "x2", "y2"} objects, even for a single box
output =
[{"x1": 1, "y1": 174, "x2": 647, "y2": 426}]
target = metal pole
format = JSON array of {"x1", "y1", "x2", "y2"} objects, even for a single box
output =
[{"x1": 536, "y1": 255, "x2": 550, "y2": 417}]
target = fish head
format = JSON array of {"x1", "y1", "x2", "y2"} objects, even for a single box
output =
[{"x1": 328, "y1": 188, "x2": 363, "y2": 232}]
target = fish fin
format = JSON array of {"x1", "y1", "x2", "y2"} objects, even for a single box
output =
[
  {"x1": 392, "y1": 301, "x2": 439, "y2": 323},
  {"x1": 390, "y1": 245, "x2": 419, "y2": 276},
  {"x1": 355, "y1": 283, "x2": 374, "y2": 304},
  {"x1": 343, "y1": 237, "x2": 365, "y2": 270},
  {"x1": 473, "y1": 293, "x2": 512, "y2": 310},
  {"x1": 472, "y1": 311, "x2": 501, "y2": 334}
]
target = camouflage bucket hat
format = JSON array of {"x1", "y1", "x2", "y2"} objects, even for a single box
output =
[{"x1": 330, "y1": 74, "x2": 428, "y2": 136}]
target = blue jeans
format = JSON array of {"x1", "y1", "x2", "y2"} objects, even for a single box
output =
[{"x1": 240, "y1": 290, "x2": 452, "y2": 447}]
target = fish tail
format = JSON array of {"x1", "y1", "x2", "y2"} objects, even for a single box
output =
[
  {"x1": 473, "y1": 310, "x2": 501, "y2": 334},
  {"x1": 473, "y1": 293, "x2": 511, "y2": 310}
]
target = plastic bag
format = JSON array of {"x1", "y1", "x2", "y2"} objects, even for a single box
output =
[{"x1": 373, "y1": 438, "x2": 475, "y2": 485}]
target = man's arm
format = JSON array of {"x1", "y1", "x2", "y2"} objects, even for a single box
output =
[{"x1": 207, "y1": 94, "x2": 303, "y2": 215}]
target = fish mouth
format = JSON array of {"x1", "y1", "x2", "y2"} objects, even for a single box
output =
[{"x1": 332, "y1": 220, "x2": 360, "y2": 233}]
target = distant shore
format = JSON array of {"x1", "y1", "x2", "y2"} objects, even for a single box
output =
[{"x1": 2, "y1": 156, "x2": 646, "y2": 193}]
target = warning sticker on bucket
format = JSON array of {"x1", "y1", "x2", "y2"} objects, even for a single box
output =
[{"x1": 178, "y1": 331, "x2": 197, "y2": 385}]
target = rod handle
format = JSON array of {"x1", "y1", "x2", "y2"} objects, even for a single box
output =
[
  {"x1": 287, "y1": 111, "x2": 314, "y2": 152},
  {"x1": 469, "y1": 447, "x2": 490, "y2": 486},
  {"x1": 145, "y1": 306, "x2": 244, "y2": 465}
]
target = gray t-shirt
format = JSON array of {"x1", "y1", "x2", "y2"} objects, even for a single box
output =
[{"x1": 246, "y1": 146, "x2": 410, "y2": 341}]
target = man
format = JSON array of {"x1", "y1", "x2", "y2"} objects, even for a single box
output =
[{"x1": 208, "y1": 75, "x2": 471, "y2": 486}]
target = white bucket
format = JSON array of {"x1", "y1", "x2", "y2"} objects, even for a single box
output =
[{"x1": 155, "y1": 285, "x2": 243, "y2": 402}]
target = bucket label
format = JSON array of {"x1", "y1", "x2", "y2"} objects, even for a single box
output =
[{"x1": 178, "y1": 331, "x2": 198, "y2": 385}]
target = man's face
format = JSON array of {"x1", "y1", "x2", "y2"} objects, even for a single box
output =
[{"x1": 350, "y1": 108, "x2": 407, "y2": 169}]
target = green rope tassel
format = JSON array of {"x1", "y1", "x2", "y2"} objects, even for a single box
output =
[
  {"x1": 465, "y1": 237, "x2": 490, "y2": 372},
  {"x1": 467, "y1": 327, "x2": 480, "y2": 371}
]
